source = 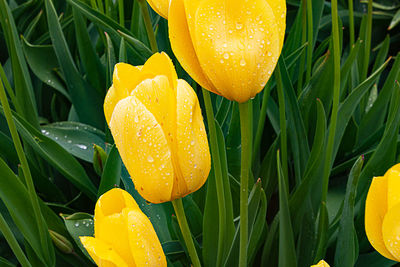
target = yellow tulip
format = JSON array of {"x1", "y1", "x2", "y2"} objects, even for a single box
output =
[
  {"x1": 146, "y1": 0, "x2": 169, "y2": 19},
  {"x1": 365, "y1": 163, "x2": 400, "y2": 261},
  {"x1": 104, "y1": 52, "x2": 211, "y2": 204},
  {"x1": 168, "y1": 0, "x2": 286, "y2": 103},
  {"x1": 80, "y1": 188, "x2": 166, "y2": 266},
  {"x1": 311, "y1": 260, "x2": 329, "y2": 267},
  {"x1": 311, "y1": 260, "x2": 330, "y2": 267}
]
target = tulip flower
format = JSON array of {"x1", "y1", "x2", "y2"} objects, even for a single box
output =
[
  {"x1": 146, "y1": 0, "x2": 169, "y2": 19},
  {"x1": 311, "y1": 260, "x2": 330, "y2": 267},
  {"x1": 104, "y1": 52, "x2": 211, "y2": 204},
  {"x1": 168, "y1": 0, "x2": 286, "y2": 103},
  {"x1": 365, "y1": 163, "x2": 400, "y2": 261},
  {"x1": 80, "y1": 188, "x2": 166, "y2": 266}
]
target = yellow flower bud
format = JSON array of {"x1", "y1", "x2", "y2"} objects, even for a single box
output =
[
  {"x1": 168, "y1": 0, "x2": 286, "y2": 103},
  {"x1": 80, "y1": 188, "x2": 167, "y2": 266},
  {"x1": 146, "y1": 0, "x2": 169, "y2": 19},
  {"x1": 104, "y1": 52, "x2": 211, "y2": 203},
  {"x1": 365, "y1": 163, "x2": 400, "y2": 261},
  {"x1": 311, "y1": 260, "x2": 330, "y2": 267}
]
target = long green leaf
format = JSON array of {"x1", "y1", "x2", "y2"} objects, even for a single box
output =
[{"x1": 45, "y1": 0, "x2": 104, "y2": 129}]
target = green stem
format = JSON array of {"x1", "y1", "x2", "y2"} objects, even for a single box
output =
[
  {"x1": 305, "y1": 0, "x2": 314, "y2": 84},
  {"x1": 0, "y1": 72, "x2": 49, "y2": 258},
  {"x1": 0, "y1": 214, "x2": 32, "y2": 267},
  {"x1": 239, "y1": 101, "x2": 252, "y2": 267},
  {"x1": 348, "y1": 0, "x2": 355, "y2": 48},
  {"x1": 253, "y1": 82, "x2": 271, "y2": 165},
  {"x1": 362, "y1": 0, "x2": 373, "y2": 80},
  {"x1": 138, "y1": 0, "x2": 159, "y2": 53},
  {"x1": 172, "y1": 199, "x2": 201, "y2": 267},
  {"x1": 202, "y1": 89, "x2": 226, "y2": 267},
  {"x1": 315, "y1": 0, "x2": 341, "y2": 259},
  {"x1": 276, "y1": 64, "x2": 288, "y2": 181},
  {"x1": 118, "y1": 0, "x2": 125, "y2": 27},
  {"x1": 297, "y1": 0, "x2": 307, "y2": 95}
]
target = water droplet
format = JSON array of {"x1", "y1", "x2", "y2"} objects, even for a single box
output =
[
  {"x1": 147, "y1": 156, "x2": 154, "y2": 163},
  {"x1": 223, "y1": 53, "x2": 229, "y2": 59},
  {"x1": 75, "y1": 144, "x2": 87, "y2": 150},
  {"x1": 236, "y1": 22, "x2": 243, "y2": 30},
  {"x1": 240, "y1": 59, "x2": 246, "y2": 66},
  {"x1": 74, "y1": 222, "x2": 79, "y2": 227}
]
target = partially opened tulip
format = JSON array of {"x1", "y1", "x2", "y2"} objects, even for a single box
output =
[
  {"x1": 168, "y1": 0, "x2": 286, "y2": 103},
  {"x1": 104, "y1": 52, "x2": 211, "y2": 204},
  {"x1": 80, "y1": 188, "x2": 166, "y2": 266},
  {"x1": 365, "y1": 163, "x2": 400, "y2": 261},
  {"x1": 311, "y1": 260, "x2": 330, "y2": 267}
]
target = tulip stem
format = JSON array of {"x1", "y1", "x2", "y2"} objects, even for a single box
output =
[
  {"x1": 172, "y1": 199, "x2": 201, "y2": 267},
  {"x1": 202, "y1": 89, "x2": 226, "y2": 267},
  {"x1": 138, "y1": 0, "x2": 159, "y2": 53},
  {"x1": 0, "y1": 71, "x2": 50, "y2": 259},
  {"x1": 239, "y1": 101, "x2": 252, "y2": 267},
  {"x1": 315, "y1": 0, "x2": 341, "y2": 259}
]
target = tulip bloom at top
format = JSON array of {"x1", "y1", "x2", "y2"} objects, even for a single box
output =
[
  {"x1": 365, "y1": 163, "x2": 400, "y2": 261},
  {"x1": 311, "y1": 260, "x2": 330, "y2": 267},
  {"x1": 167, "y1": 0, "x2": 286, "y2": 103},
  {"x1": 80, "y1": 188, "x2": 166, "y2": 266},
  {"x1": 104, "y1": 53, "x2": 211, "y2": 204}
]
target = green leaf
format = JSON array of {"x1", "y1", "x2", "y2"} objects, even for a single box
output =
[
  {"x1": 333, "y1": 58, "x2": 391, "y2": 159},
  {"x1": 290, "y1": 99, "x2": 326, "y2": 216},
  {"x1": 66, "y1": 0, "x2": 152, "y2": 61},
  {"x1": 61, "y1": 213, "x2": 94, "y2": 262},
  {"x1": 279, "y1": 59, "x2": 310, "y2": 180},
  {"x1": 248, "y1": 187, "x2": 267, "y2": 265},
  {"x1": 73, "y1": 7, "x2": 105, "y2": 95},
  {"x1": 97, "y1": 145, "x2": 121, "y2": 197},
  {"x1": 0, "y1": 0, "x2": 39, "y2": 127},
  {"x1": 0, "y1": 256, "x2": 16, "y2": 267},
  {"x1": 0, "y1": 157, "x2": 54, "y2": 266},
  {"x1": 334, "y1": 156, "x2": 364, "y2": 267},
  {"x1": 42, "y1": 122, "x2": 106, "y2": 163},
  {"x1": 44, "y1": 0, "x2": 104, "y2": 129},
  {"x1": 21, "y1": 37, "x2": 70, "y2": 100},
  {"x1": 0, "y1": 107, "x2": 97, "y2": 200},
  {"x1": 358, "y1": 83, "x2": 400, "y2": 201},
  {"x1": 357, "y1": 54, "x2": 400, "y2": 145},
  {"x1": 277, "y1": 151, "x2": 297, "y2": 267},
  {"x1": 388, "y1": 8, "x2": 400, "y2": 30}
]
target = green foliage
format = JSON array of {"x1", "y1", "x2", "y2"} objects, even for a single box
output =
[{"x1": 0, "y1": 0, "x2": 399, "y2": 266}]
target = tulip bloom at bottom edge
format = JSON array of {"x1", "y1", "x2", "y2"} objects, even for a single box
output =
[{"x1": 79, "y1": 188, "x2": 167, "y2": 267}]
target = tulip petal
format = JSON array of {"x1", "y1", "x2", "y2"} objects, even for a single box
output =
[
  {"x1": 266, "y1": 0, "x2": 286, "y2": 52},
  {"x1": 147, "y1": 0, "x2": 169, "y2": 19},
  {"x1": 104, "y1": 63, "x2": 143, "y2": 124},
  {"x1": 109, "y1": 96, "x2": 174, "y2": 203},
  {"x1": 141, "y1": 52, "x2": 178, "y2": 90},
  {"x1": 95, "y1": 188, "x2": 140, "y2": 223},
  {"x1": 386, "y1": 164, "x2": 400, "y2": 211},
  {"x1": 175, "y1": 79, "x2": 211, "y2": 198},
  {"x1": 192, "y1": 0, "x2": 280, "y2": 102},
  {"x1": 365, "y1": 176, "x2": 397, "y2": 261},
  {"x1": 80, "y1": 237, "x2": 129, "y2": 267},
  {"x1": 169, "y1": 0, "x2": 220, "y2": 95},
  {"x1": 311, "y1": 260, "x2": 330, "y2": 267},
  {"x1": 382, "y1": 202, "x2": 400, "y2": 261},
  {"x1": 124, "y1": 209, "x2": 167, "y2": 266},
  {"x1": 94, "y1": 212, "x2": 136, "y2": 265}
]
